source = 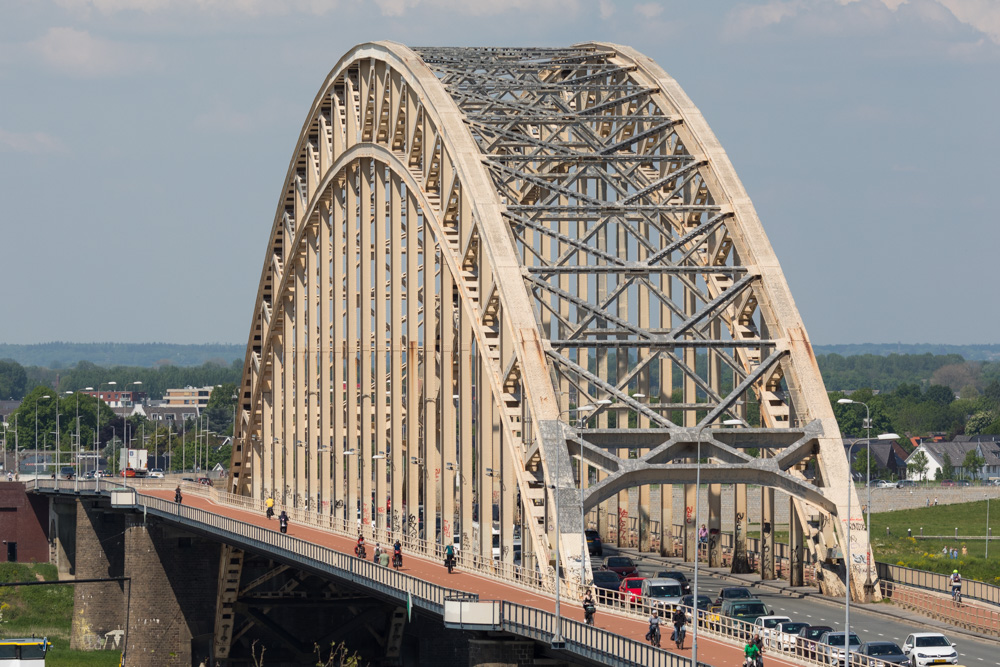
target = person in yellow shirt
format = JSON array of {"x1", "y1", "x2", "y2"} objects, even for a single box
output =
[{"x1": 265, "y1": 496, "x2": 275, "y2": 519}]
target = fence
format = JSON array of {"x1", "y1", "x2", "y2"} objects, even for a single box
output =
[
  {"x1": 879, "y1": 581, "x2": 1000, "y2": 637},
  {"x1": 877, "y1": 561, "x2": 1000, "y2": 608}
]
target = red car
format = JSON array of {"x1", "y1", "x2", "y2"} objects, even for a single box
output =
[
  {"x1": 121, "y1": 467, "x2": 136, "y2": 478},
  {"x1": 602, "y1": 555, "x2": 638, "y2": 577},
  {"x1": 619, "y1": 576, "x2": 645, "y2": 606}
]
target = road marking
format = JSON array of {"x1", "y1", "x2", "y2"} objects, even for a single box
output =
[{"x1": 877, "y1": 634, "x2": 884, "y2": 637}]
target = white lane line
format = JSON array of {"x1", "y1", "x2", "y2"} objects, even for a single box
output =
[{"x1": 877, "y1": 634, "x2": 884, "y2": 637}]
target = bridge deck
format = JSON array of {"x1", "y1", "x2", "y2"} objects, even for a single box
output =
[{"x1": 144, "y1": 486, "x2": 799, "y2": 667}]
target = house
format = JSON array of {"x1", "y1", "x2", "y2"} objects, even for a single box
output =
[
  {"x1": 902, "y1": 438, "x2": 1000, "y2": 481},
  {"x1": 842, "y1": 439, "x2": 906, "y2": 480},
  {"x1": 131, "y1": 404, "x2": 199, "y2": 424}
]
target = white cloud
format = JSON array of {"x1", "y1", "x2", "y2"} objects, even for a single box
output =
[
  {"x1": 937, "y1": 0, "x2": 1000, "y2": 43},
  {"x1": 373, "y1": 0, "x2": 581, "y2": 17},
  {"x1": 53, "y1": 0, "x2": 338, "y2": 16},
  {"x1": 634, "y1": 2, "x2": 663, "y2": 19},
  {"x1": 28, "y1": 27, "x2": 153, "y2": 77},
  {"x1": 598, "y1": 0, "x2": 614, "y2": 19},
  {"x1": 0, "y1": 128, "x2": 66, "y2": 154},
  {"x1": 724, "y1": 0, "x2": 803, "y2": 36}
]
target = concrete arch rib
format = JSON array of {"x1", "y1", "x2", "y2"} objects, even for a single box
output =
[{"x1": 581, "y1": 42, "x2": 866, "y2": 598}]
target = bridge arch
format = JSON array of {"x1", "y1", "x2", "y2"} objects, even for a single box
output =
[{"x1": 229, "y1": 42, "x2": 871, "y2": 608}]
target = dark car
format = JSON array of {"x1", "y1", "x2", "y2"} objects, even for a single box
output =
[
  {"x1": 602, "y1": 556, "x2": 637, "y2": 577},
  {"x1": 197, "y1": 477, "x2": 214, "y2": 486},
  {"x1": 896, "y1": 480, "x2": 915, "y2": 488},
  {"x1": 655, "y1": 570, "x2": 692, "y2": 594},
  {"x1": 592, "y1": 569, "x2": 622, "y2": 603},
  {"x1": 59, "y1": 466, "x2": 75, "y2": 480},
  {"x1": 585, "y1": 529, "x2": 603, "y2": 556},
  {"x1": 679, "y1": 594, "x2": 713, "y2": 620},
  {"x1": 798, "y1": 625, "x2": 834, "y2": 659},
  {"x1": 955, "y1": 480, "x2": 971, "y2": 487},
  {"x1": 714, "y1": 586, "x2": 753, "y2": 606},
  {"x1": 858, "y1": 641, "x2": 908, "y2": 666}
]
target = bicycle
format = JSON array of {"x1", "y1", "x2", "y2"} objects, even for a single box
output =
[
  {"x1": 673, "y1": 624, "x2": 686, "y2": 650},
  {"x1": 646, "y1": 625, "x2": 661, "y2": 648},
  {"x1": 355, "y1": 544, "x2": 366, "y2": 559},
  {"x1": 584, "y1": 603, "x2": 596, "y2": 626},
  {"x1": 952, "y1": 586, "x2": 962, "y2": 605},
  {"x1": 445, "y1": 554, "x2": 455, "y2": 574},
  {"x1": 393, "y1": 552, "x2": 402, "y2": 570}
]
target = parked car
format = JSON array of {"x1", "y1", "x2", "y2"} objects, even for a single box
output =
[
  {"x1": 197, "y1": 477, "x2": 213, "y2": 486},
  {"x1": 896, "y1": 480, "x2": 916, "y2": 488},
  {"x1": 798, "y1": 625, "x2": 834, "y2": 660},
  {"x1": 955, "y1": 480, "x2": 971, "y2": 487},
  {"x1": 714, "y1": 586, "x2": 753, "y2": 606},
  {"x1": 773, "y1": 621, "x2": 809, "y2": 652},
  {"x1": 940, "y1": 480, "x2": 955, "y2": 487},
  {"x1": 655, "y1": 570, "x2": 691, "y2": 594},
  {"x1": 602, "y1": 556, "x2": 637, "y2": 577},
  {"x1": 753, "y1": 615, "x2": 792, "y2": 647},
  {"x1": 618, "y1": 576, "x2": 645, "y2": 607},
  {"x1": 817, "y1": 631, "x2": 862, "y2": 665},
  {"x1": 592, "y1": 570, "x2": 622, "y2": 603},
  {"x1": 719, "y1": 598, "x2": 771, "y2": 635},
  {"x1": 876, "y1": 480, "x2": 896, "y2": 489},
  {"x1": 585, "y1": 529, "x2": 603, "y2": 556},
  {"x1": 901, "y1": 633, "x2": 958, "y2": 667},
  {"x1": 857, "y1": 641, "x2": 908, "y2": 666},
  {"x1": 640, "y1": 578, "x2": 684, "y2": 612}
]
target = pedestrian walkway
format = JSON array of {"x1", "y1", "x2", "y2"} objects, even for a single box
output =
[{"x1": 156, "y1": 488, "x2": 802, "y2": 667}]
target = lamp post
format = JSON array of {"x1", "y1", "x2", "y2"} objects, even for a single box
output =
[
  {"x1": 35, "y1": 395, "x2": 51, "y2": 477},
  {"x1": 691, "y1": 418, "x2": 741, "y2": 667},
  {"x1": 986, "y1": 495, "x2": 991, "y2": 560},
  {"x1": 843, "y1": 432, "x2": 898, "y2": 662}
]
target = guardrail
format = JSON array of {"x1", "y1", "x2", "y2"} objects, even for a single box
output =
[
  {"x1": 877, "y1": 561, "x2": 1000, "y2": 608},
  {"x1": 879, "y1": 580, "x2": 1000, "y2": 637}
]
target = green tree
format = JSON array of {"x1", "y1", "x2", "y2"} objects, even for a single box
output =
[
  {"x1": 205, "y1": 382, "x2": 237, "y2": 436},
  {"x1": 0, "y1": 359, "x2": 28, "y2": 400},
  {"x1": 940, "y1": 453, "x2": 954, "y2": 480},
  {"x1": 962, "y1": 449, "x2": 985, "y2": 480},
  {"x1": 966, "y1": 410, "x2": 997, "y2": 435},
  {"x1": 907, "y1": 450, "x2": 929, "y2": 481}
]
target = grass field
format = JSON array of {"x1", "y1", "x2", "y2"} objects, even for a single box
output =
[
  {"x1": 869, "y1": 499, "x2": 1000, "y2": 582},
  {"x1": 0, "y1": 563, "x2": 119, "y2": 667}
]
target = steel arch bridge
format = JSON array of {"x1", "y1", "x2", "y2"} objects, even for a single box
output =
[{"x1": 227, "y1": 40, "x2": 872, "y2": 627}]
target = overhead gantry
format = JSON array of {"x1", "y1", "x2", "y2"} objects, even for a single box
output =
[{"x1": 223, "y1": 44, "x2": 873, "y2": 658}]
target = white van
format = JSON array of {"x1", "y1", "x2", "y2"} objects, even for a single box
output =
[{"x1": 0, "y1": 638, "x2": 50, "y2": 666}]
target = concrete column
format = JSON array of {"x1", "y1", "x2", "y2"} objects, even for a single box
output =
[
  {"x1": 122, "y1": 517, "x2": 219, "y2": 667},
  {"x1": 468, "y1": 639, "x2": 535, "y2": 667},
  {"x1": 761, "y1": 486, "x2": 775, "y2": 579},
  {"x1": 616, "y1": 450, "x2": 628, "y2": 549},
  {"x1": 638, "y1": 467, "x2": 650, "y2": 552},
  {"x1": 682, "y1": 483, "x2": 696, "y2": 563},
  {"x1": 789, "y1": 497, "x2": 805, "y2": 587},
  {"x1": 732, "y1": 483, "x2": 752, "y2": 573},
  {"x1": 659, "y1": 483, "x2": 673, "y2": 557},
  {"x1": 50, "y1": 499, "x2": 76, "y2": 578},
  {"x1": 597, "y1": 469, "x2": 610, "y2": 542},
  {"x1": 708, "y1": 484, "x2": 722, "y2": 568},
  {"x1": 71, "y1": 499, "x2": 125, "y2": 650}
]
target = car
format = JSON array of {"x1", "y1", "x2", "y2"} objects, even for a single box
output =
[
  {"x1": 679, "y1": 594, "x2": 713, "y2": 621},
  {"x1": 618, "y1": 576, "x2": 645, "y2": 607},
  {"x1": 955, "y1": 480, "x2": 971, "y2": 487},
  {"x1": 940, "y1": 480, "x2": 955, "y2": 487},
  {"x1": 654, "y1": 570, "x2": 692, "y2": 594},
  {"x1": 714, "y1": 586, "x2": 753, "y2": 606},
  {"x1": 84, "y1": 470, "x2": 95, "y2": 480},
  {"x1": 149, "y1": 469, "x2": 164, "y2": 479},
  {"x1": 602, "y1": 556, "x2": 637, "y2": 577},
  {"x1": 901, "y1": 633, "x2": 958, "y2": 667},
  {"x1": 798, "y1": 625, "x2": 834, "y2": 660},
  {"x1": 60, "y1": 466, "x2": 75, "y2": 480},
  {"x1": 876, "y1": 480, "x2": 896, "y2": 489},
  {"x1": 719, "y1": 598, "x2": 771, "y2": 634},
  {"x1": 896, "y1": 480, "x2": 916, "y2": 488},
  {"x1": 640, "y1": 578, "x2": 684, "y2": 611},
  {"x1": 121, "y1": 467, "x2": 136, "y2": 478},
  {"x1": 774, "y1": 621, "x2": 809, "y2": 652},
  {"x1": 585, "y1": 529, "x2": 603, "y2": 556},
  {"x1": 753, "y1": 615, "x2": 792, "y2": 648},
  {"x1": 197, "y1": 477, "x2": 213, "y2": 486},
  {"x1": 857, "y1": 641, "x2": 908, "y2": 666},
  {"x1": 818, "y1": 631, "x2": 863, "y2": 665},
  {"x1": 592, "y1": 569, "x2": 622, "y2": 603}
]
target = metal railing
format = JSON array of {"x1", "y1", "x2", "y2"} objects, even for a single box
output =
[
  {"x1": 877, "y1": 562, "x2": 1000, "y2": 608},
  {"x1": 879, "y1": 580, "x2": 1000, "y2": 637}
]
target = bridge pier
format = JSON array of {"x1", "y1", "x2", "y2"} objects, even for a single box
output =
[
  {"x1": 708, "y1": 484, "x2": 722, "y2": 567},
  {"x1": 71, "y1": 498, "x2": 126, "y2": 650},
  {"x1": 122, "y1": 515, "x2": 220, "y2": 667},
  {"x1": 50, "y1": 498, "x2": 76, "y2": 578},
  {"x1": 732, "y1": 484, "x2": 752, "y2": 573},
  {"x1": 789, "y1": 496, "x2": 806, "y2": 586},
  {"x1": 659, "y1": 483, "x2": 672, "y2": 557},
  {"x1": 469, "y1": 639, "x2": 537, "y2": 667},
  {"x1": 761, "y1": 486, "x2": 776, "y2": 579}
]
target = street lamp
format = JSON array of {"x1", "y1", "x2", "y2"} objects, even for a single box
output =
[
  {"x1": 691, "y1": 418, "x2": 741, "y2": 667},
  {"x1": 35, "y1": 395, "x2": 51, "y2": 476},
  {"x1": 844, "y1": 431, "x2": 898, "y2": 662}
]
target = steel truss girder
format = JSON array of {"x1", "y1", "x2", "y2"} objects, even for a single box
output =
[{"x1": 232, "y1": 42, "x2": 875, "y2": 611}]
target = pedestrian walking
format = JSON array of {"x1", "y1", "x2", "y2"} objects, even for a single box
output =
[{"x1": 175, "y1": 486, "x2": 183, "y2": 504}]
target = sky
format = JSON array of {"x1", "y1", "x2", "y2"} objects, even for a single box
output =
[{"x1": 1, "y1": 0, "x2": 997, "y2": 347}]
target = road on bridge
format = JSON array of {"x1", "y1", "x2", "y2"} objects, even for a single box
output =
[
  {"x1": 601, "y1": 547, "x2": 1000, "y2": 667},
  {"x1": 155, "y1": 488, "x2": 800, "y2": 667}
]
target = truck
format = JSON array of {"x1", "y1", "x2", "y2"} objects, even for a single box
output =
[{"x1": 119, "y1": 449, "x2": 149, "y2": 477}]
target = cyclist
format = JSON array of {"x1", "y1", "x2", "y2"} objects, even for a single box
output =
[
  {"x1": 355, "y1": 533, "x2": 366, "y2": 558},
  {"x1": 950, "y1": 569, "x2": 962, "y2": 602},
  {"x1": 393, "y1": 538, "x2": 403, "y2": 568},
  {"x1": 671, "y1": 605, "x2": 687, "y2": 648},
  {"x1": 582, "y1": 589, "x2": 596, "y2": 626},
  {"x1": 647, "y1": 610, "x2": 661, "y2": 647},
  {"x1": 744, "y1": 636, "x2": 762, "y2": 667}
]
